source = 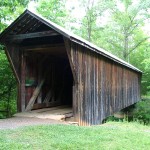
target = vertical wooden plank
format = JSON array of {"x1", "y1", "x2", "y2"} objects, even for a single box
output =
[
  {"x1": 64, "y1": 38, "x2": 78, "y2": 84},
  {"x1": 122, "y1": 68, "x2": 125, "y2": 108},
  {"x1": 108, "y1": 62, "x2": 112, "y2": 115},
  {"x1": 93, "y1": 53, "x2": 96, "y2": 125},
  {"x1": 4, "y1": 44, "x2": 21, "y2": 83},
  {"x1": 89, "y1": 51, "x2": 92, "y2": 125},
  {"x1": 69, "y1": 41, "x2": 141, "y2": 126},
  {"x1": 98, "y1": 56, "x2": 102, "y2": 123},
  {"x1": 82, "y1": 47, "x2": 87, "y2": 126},
  {"x1": 20, "y1": 51, "x2": 26, "y2": 112},
  {"x1": 100, "y1": 60, "x2": 104, "y2": 122},
  {"x1": 85, "y1": 50, "x2": 88, "y2": 125},
  {"x1": 64, "y1": 39, "x2": 78, "y2": 123},
  {"x1": 111, "y1": 62, "x2": 114, "y2": 114},
  {"x1": 90, "y1": 52, "x2": 94, "y2": 125},
  {"x1": 17, "y1": 83, "x2": 21, "y2": 112},
  {"x1": 78, "y1": 46, "x2": 83, "y2": 125},
  {"x1": 74, "y1": 44, "x2": 79, "y2": 124},
  {"x1": 37, "y1": 60, "x2": 42, "y2": 104},
  {"x1": 96, "y1": 54, "x2": 99, "y2": 124}
]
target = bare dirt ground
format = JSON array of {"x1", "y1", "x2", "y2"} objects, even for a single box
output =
[{"x1": 0, "y1": 117, "x2": 68, "y2": 130}]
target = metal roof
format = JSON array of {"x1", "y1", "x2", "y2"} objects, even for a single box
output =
[{"x1": 0, "y1": 9, "x2": 142, "y2": 73}]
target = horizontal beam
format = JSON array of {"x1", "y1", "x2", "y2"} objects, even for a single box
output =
[
  {"x1": 6, "y1": 30, "x2": 60, "y2": 41},
  {"x1": 32, "y1": 101, "x2": 61, "y2": 110},
  {"x1": 22, "y1": 43, "x2": 65, "y2": 51}
]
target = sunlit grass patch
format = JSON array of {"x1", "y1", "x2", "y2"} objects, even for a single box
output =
[{"x1": 0, "y1": 122, "x2": 150, "y2": 150}]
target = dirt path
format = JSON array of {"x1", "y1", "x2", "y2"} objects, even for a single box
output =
[{"x1": 0, "y1": 117, "x2": 68, "y2": 129}]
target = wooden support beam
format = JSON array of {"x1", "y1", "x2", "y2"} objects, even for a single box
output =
[
  {"x1": 25, "y1": 46, "x2": 66, "y2": 53},
  {"x1": 25, "y1": 79, "x2": 44, "y2": 111},
  {"x1": 21, "y1": 51, "x2": 26, "y2": 111},
  {"x1": 22, "y1": 43, "x2": 65, "y2": 50},
  {"x1": 37, "y1": 56, "x2": 48, "y2": 104},
  {"x1": 43, "y1": 90, "x2": 52, "y2": 103},
  {"x1": 4, "y1": 45, "x2": 20, "y2": 83},
  {"x1": 18, "y1": 20, "x2": 41, "y2": 34},
  {"x1": 63, "y1": 38, "x2": 78, "y2": 84},
  {"x1": 7, "y1": 30, "x2": 59, "y2": 41},
  {"x1": 32, "y1": 101, "x2": 61, "y2": 110}
]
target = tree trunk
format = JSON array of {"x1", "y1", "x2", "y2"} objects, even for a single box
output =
[{"x1": 123, "y1": 30, "x2": 129, "y2": 62}]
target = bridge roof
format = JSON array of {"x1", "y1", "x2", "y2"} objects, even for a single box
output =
[{"x1": 0, "y1": 9, "x2": 142, "y2": 73}]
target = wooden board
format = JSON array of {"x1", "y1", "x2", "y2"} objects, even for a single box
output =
[
  {"x1": 14, "y1": 105, "x2": 73, "y2": 121},
  {"x1": 25, "y1": 79, "x2": 44, "y2": 111}
]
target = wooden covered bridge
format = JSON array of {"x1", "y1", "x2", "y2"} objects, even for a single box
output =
[{"x1": 0, "y1": 9, "x2": 142, "y2": 126}]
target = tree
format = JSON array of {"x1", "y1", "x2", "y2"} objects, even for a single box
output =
[
  {"x1": 141, "y1": 46, "x2": 150, "y2": 95},
  {"x1": 0, "y1": 50, "x2": 16, "y2": 117},
  {"x1": 0, "y1": 0, "x2": 29, "y2": 118},
  {"x1": 36, "y1": 0, "x2": 69, "y2": 27},
  {"x1": 71, "y1": 0, "x2": 150, "y2": 95},
  {"x1": 0, "y1": 0, "x2": 29, "y2": 32},
  {"x1": 96, "y1": 0, "x2": 150, "y2": 61},
  {"x1": 77, "y1": 0, "x2": 98, "y2": 42},
  {"x1": 72, "y1": 0, "x2": 109, "y2": 42},
  {"x1": 98, "y1": 0, "x2": 150, "y2": 94},
  {"x1": 129, "y1": 38, "x2": 150, "y2": 95}
]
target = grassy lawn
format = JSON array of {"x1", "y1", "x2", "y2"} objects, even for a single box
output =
[{"x1": 0, "y1": 122, "x2": 150, "y2": 150}]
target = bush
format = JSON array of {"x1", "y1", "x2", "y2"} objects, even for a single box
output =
[
  {"x1": 133, "y1": 99, "x2": 150, "y2": 124},
  {"x1": 0, "y1": 113, "x2": 6, "y2": 119},
  {"x1": 104, "y1": 99, "x2": 150, "y2": 125},
  {"x1": 0, "y1": 97, "x2": 17, "y2": 118},
  {"x1": 0, "y1": 50, "x2": 17, "y2": 118}
]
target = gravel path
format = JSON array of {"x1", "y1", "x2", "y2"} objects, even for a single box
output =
[{"x1": 0, "y1": 117, "x2": 68, "y2": 129}]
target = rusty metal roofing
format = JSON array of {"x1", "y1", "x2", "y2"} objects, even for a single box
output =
[{"x1": 0, "y1": 9, "x2": 142, "y2": 73}]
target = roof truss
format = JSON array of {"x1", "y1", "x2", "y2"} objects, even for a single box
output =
[{"x1": 6, "y1": 30, "x2": 60, "y2": 41}]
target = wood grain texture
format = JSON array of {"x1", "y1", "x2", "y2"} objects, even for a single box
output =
[
  {"x1": 0, "y1": 9, "x2": 141, "y2": 126},
  {"x1": 4, "y1": 38, "x2": 141, "y2": 126},
  {"x1": 68, "y1": 41, "x2": 141, "y2": 126}
]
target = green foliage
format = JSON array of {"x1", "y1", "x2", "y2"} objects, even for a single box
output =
[
  {"x1": 72, "y1": 0, "x2": 150, "y2": 95},
  {"x1": 72, "y1": 0, "x2": 108, "y2": 42},
  {"x1": 0, "y1": 49, "x2": 17, "y2": 118},
  {"x1": 142, "y1": 51, "x2": 150, "y2": 94},
  {"x1": 103, "y1": 115, "x2": 124, "y2": 123},
  {"x1": 130, "y1": 39, "x2": 150, "y2": 94},
  {"x1": 76, "y1": 0, "x2": 100, "y2": 42},
  {"x1": 105, "y1": 99, "x2": 150, "y2": 125},
  {"x1": 0, "y1": 50, "x2": 15, "y2": 95},
  {"x1": 36, "y1": 0, "x2": 69, "y2": 27},
  {"x1": 0, "y1": 98, "x2": 17, "y2": 119},
  {"x1": 97, "y1": 0, "x2": 150, "y2": 61},
  {"x1": 133, "y1": 99, "x2": 150, "y2": 124},
  {"x1": 0, "y1": 0, "x2": 29, "y2": 117},
  {"x1": 0, "y1": 0, "x2": 29, "y2": 32}
]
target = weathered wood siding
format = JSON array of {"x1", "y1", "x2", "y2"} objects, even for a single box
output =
[
  {"x1": 68, "y1": 41, "x2": 141, "y2": 126},
  {"x1": 0, "y1": 10, "x2": 142, "y2": 126},
  {"x1": 5, "y1": 44, "x2": 21, "y2": 82},
  {"x1": 19, "y1": 52, "x2": 73, "y2": 111},
  {"x1": 4, "y1": 44, "x2": 21, "y2": 111}
]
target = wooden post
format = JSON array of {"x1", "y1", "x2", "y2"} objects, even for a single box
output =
[
  {"x1": 37, "y1": 56, "x2": 48, "y2": 104},
  {"x1": 20, "y1": 51, "x2": 26, "y2": 111},
  {"x1": 63, "y1": 38, "x2": 78, "y2": 84},
  {"x1": 37, "y1": 62, "x2": 42, "y2": 103}
]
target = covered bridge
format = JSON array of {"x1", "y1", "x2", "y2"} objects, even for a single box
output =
[{"x1": 0, "y1": 9, "x2": 142, "y2": 126}]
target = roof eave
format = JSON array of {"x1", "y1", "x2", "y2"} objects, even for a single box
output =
[
  {"x1": 0, "y1": 10, "x2": 30, "y2": 44},
  {"x1": 70, "y1": 36, "x2": 142, "y2": 73}
]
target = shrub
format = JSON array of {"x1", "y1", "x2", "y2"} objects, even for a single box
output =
[{"x1": 133, "y1": 99, "x2": 150, "y2": 125}]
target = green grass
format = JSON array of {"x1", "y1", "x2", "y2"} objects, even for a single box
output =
[{"x1": 0, "y1": 122, "x2": 150, "y2": 150}]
